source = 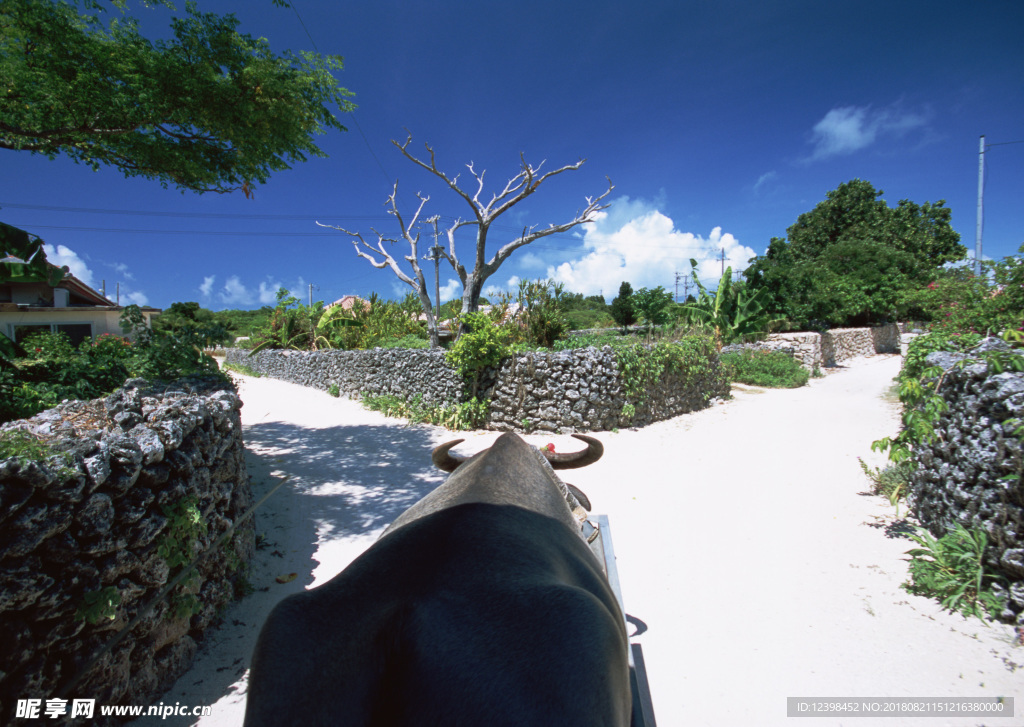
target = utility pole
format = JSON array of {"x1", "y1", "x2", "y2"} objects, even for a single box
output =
[
  {"x1": 309, "y1": 283, "x2": 314, "y2": 308},
  {"x1": 719, "y1": 248, "x2": 726, "y2": 279},
  {"x1": 424, "y1": 215, "x2": 444, "y2": 320},
  {"x1": 977, "y1": 135, "x2": 985, "y2": 276}
]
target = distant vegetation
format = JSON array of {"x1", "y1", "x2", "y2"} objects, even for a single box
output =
[{"x1": 0, "y1": 306, "x2": 224, "y2": 424}]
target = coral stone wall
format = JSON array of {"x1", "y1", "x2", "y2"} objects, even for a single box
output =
[
  {"x1": 0, "y1": 377, "x2": 252, "y2": 721},
  {"x1": 235, "y1": 348, "x2": 464, "y2": 405},
  {"x1": 723, "y1": 323, "x2": 904, "y2": 371},
  {"x1": 227, "y1": 343, "x2": 730, "y2": 433},
  {"x1": 907, "y1": 340, "x2": 1024, "y2": 626}
]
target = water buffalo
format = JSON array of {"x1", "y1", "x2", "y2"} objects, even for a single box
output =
[{"x1": 244, "y1": 432, "x2": 631, "y2": 726}]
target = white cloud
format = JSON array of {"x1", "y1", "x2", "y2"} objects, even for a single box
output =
[
  {"x1": 806, "y1": 104, "x2": 930, "y2": 162},
  {"x1": 43, "y1": 243, "x2": 149, "y2": 304},
  {"x1": 754, "y1": 171, "x2": 777, "y2": 194},
  {"x1": 119, "y1": 288, "x2": 149, "y2": 306},
  {"x1": 218, "y1": 276, "x2": 256, "y2": 306},
  {"x1": 258, "y1": 281, "x2": 283, "y2": 305},
  {"x1": 439, "y1": 279, "x2": 462, "y2": 302},
  {"x1": 546, "y1": 197, "x2": 755, "y2": 300},
  {"x1": 515, "y1": 251, "x2": 548, "y2": 271},
  {"x1": 43, "y1": 244, "x2": 96, "y2": 288},
  {"x1": 211, "y1": 275, "x2": 305, "y2": 307},
  {"x1": 110, "y1": 262, "x2": 134, "y2": 280}
]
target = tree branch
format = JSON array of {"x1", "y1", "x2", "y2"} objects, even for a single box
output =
[{"x1": 487, "y1": 175, "x2": 614, "y2": 273}]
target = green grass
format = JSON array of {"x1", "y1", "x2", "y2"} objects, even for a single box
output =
[
  {"x1": 222, "y1": 362, "x2": 263, "y2": 378},
  {"x1": 720, "y1": 349, "x2": 809, "y2": 388}
]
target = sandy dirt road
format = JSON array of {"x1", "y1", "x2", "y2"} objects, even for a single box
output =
[{"x1": 133, "y1": 354, "x2": 1022, "y2": 727}]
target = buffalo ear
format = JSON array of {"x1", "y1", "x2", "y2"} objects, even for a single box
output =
[{"x1": 566, "y1": 483, "x2": 592, "y2": 512}]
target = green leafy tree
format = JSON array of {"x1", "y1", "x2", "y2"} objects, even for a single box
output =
[
  {"x1": 745, "y1": 179, "x2": 965, "y2": 329},
  {"x1": 1, "y1": 0, "x2": 355, "y2": 194},
  {"x1": 609, "y1": 281, "x2": 637, "y2": 331},
  {"x1": 633, "y1": 286, "x2": 673, "y2": 331}
]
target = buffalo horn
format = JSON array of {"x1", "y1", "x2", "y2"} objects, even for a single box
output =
[
  {"x1": 542, "y1": 434, "x2": 604, "y2": 469},
  {"x1": 431, "y1": 439, "x2": 467, "y2": 472}
]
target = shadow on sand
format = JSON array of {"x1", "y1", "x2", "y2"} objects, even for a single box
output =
[{"x1": 129, "y1": 418, "x2": 447, "y2": 725}]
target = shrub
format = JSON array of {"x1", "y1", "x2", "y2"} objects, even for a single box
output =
[
  {"x1": 858, "y1": 457, "x2": 913, "y2": 514},
  {"x1": 720, "y1": 349, "x2": 809, "y2": 388},
  {"x1": 903, "y1": 524, "x2": 1005, "y2": 620},
  {"x1": 0, "y1": 307, "x2": 223, "y2": 424},
  {"x1": 612, "y1": 334, "x2": 721, "y2": 419},
  {"x1": 361, "y1": 392, "x2": 488, "y2": 431},
  {"x1": 899, "y1": 330, "x2": 984, "y2": 382},
  {"x1": 563, "y1": 309, "x2": 614, "y2": 330},
  {"x1": 900, "y1": 247, "x2": 1024, "y2": 336},
  {"x1": 446, "y1": 312, "x2": 512, "y2": 384}
]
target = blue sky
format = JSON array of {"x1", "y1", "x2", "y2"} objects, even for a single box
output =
[{"x1": 2, "y1": 0, "x2": 1022, "y2": 310}]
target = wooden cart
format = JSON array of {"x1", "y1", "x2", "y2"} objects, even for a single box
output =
[{"x1": 588, "y1": 515, "x2": 658, "y2": 727}]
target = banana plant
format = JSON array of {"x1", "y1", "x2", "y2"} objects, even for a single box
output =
[
  {"x1": 678, "y1": 259, "x2": 779, "y2": 344},
  {"x1": 248, "y1": 301, "x2": 361, "y2": 356}
]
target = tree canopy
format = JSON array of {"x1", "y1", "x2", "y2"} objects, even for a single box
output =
[
  {"x1": 609, "y1": 281, "x2": 637, "y2": 330},
  {"x1": 1, "y1": 0, "x2": 355, "y2": 194},
  {"x1": 744, "y1": 179, "x2": 965, "y2": 328}
]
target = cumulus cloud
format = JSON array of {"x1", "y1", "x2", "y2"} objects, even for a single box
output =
[
  {"x1": 439, "y1": 279, "x2": 462, "y2": 303},
  {"x1": 44, "y1": 244, "x2": 96, "y2": 288},
  {"x1": 218, "y1": 276, "x2": 256, "y2": 306},
  {"x1": 545, "y1": 197, "x2": 755, "y2": 300},
  {"x1": 207, "y1": 275, "x2": 303, "y2": 307},
  {"x1": 43, "y1": 243, "x2": 148, "y2": 304},
  {"x1": 805, "y1": 103, "x2": 930, "y2": 162},
  {"x1": 258, "y1": 281, "x2": 284, "y2": 305},
  {"x1": 119, "y1": 288, "x2": 149, "y2": 306}
]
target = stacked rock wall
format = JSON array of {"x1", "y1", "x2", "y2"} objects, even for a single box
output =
[
  {"x1": 235, "y1": 348, "x2": 463, "y2": 406},
  {"x1": 227, "y1": 343, "x2": 729, "y2": 433},
  {"x1": 907, "y1": 339, "x2": 1024, "y2": 625},
  {"x1": 0, "y1": 377, "x2": 252, "y2": 721},
  {"x1": 723, "y1": 323, "x2": 903, "y2": 371}
]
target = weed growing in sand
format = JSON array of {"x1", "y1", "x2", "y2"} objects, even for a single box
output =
[
  {"x1": 361, "y1": 392, "x2": 488, "y2": 431},
  {"x1": 223, "y1": 362, "x2": 263, "y2": 378},
  {"x1": 903, "y1": 524, "x2": 1005, "y2": 620},
  {"x1": 858, "y1": 458, "x2": 913, "y2": 515}
]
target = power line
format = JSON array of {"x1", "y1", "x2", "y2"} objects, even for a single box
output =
[
  {"x1": 287, "y1": 0, "x2": 394, "y2": 188},
  {"x1": 0, "y1": 202, "x2": 393, "y2": 222},
  {"x1": 18, "y1": 225, "x2": 342, "y2": 237}
]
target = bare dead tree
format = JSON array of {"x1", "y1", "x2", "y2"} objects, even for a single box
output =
[
  {"x1": 316, "y1": 184, "x2": 445, "y2": 347},
  {"x1": 320, "y1": 133, "x2": 613, "y2": 347}
]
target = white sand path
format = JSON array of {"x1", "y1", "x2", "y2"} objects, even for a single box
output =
[{"x1": 132, "y1": 354, "x2": 1022, "y2": 727}]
